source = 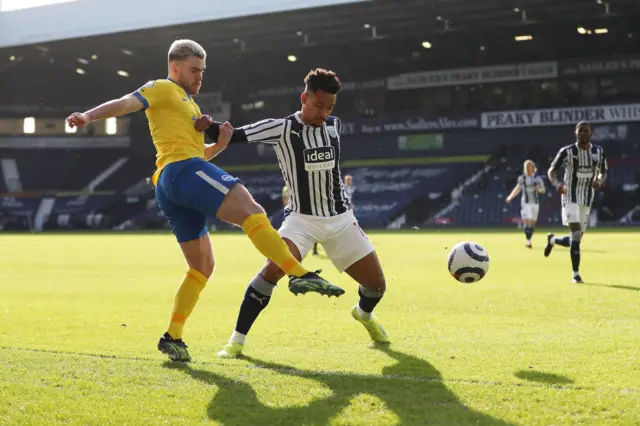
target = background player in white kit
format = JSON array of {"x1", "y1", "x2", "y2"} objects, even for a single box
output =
[
  {"x1": 505, "y1": 160, "x2": 546, "y2": 248},
  {"x1": 544, "y1": 121, "x2": 607, "y2": 283},
  {"x1": 199, "y1": 69, "x2": 389, "y2": 358}
]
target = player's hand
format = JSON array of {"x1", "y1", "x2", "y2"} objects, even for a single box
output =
[
  {"x1": 592, "y1": 179, "x2": 603, "y2": 189},
  {"x1": 216, "y1": 121, "x2": 234, "y2": 148},
  {"x1": 194, "y1": 115, "x2": 214, "y2": 132},
  {"x1": 556, "y1": 182, "x2": 568, "y2": 194},
  {"x1": 505, "y1": 197, "x2": 512, "y2": 205},
  {"x1": 66, "y1": 112, "x2": 90, "y2": 129}
]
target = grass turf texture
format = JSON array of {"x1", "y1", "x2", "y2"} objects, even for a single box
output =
[{"x1": 1, "y1": 231, "x2": 639, "y2": 425}]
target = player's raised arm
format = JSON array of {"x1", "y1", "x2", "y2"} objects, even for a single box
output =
[
  {"x1": 201, "y1": 118, "x2": 285, "y2": 145},
  {"x1": 66, "y1": 94, "x2": 144, "y2": 129}
]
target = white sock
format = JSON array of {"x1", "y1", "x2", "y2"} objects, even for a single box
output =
[
  {"x1": 573, "y1": 271, "x2": 580, "y2": 278},
  {"x1": 356, "y1": 305, "x2": 372, "y2": 321},
  {"x1": 230, "y1": 331, "x2": 246, "y2": 345},
  {"x1": 550, "y1": 237, "x2": 556, "y2": 246}
]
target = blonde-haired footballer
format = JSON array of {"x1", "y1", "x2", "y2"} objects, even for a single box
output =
[
  {"x1": 66, "y1": 40, "x2": 343, "y2": 362},
  {"x1": 506, "y1": 159, "x2": 546, "y2": 248}
]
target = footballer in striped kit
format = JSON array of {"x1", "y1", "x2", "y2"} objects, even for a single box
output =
[
  {"x1": 200, "y1": 69, "x2": 390, "y2": 358},
  {"x1": 506, "y1": 160, "x2": 546, "y2": 248},
  {"x1": 544, "y1": 121, "x2": 608, "y2": 284}
]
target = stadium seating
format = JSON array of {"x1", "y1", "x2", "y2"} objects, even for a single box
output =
[
  {"x1": 446, "y1": 145, "x2": 640, "y2": 226},
  {"x1": 2, "y1": 149, "x2": 130, "y2": 192}
]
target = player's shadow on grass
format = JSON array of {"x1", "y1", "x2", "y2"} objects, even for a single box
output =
[
  {"x1": 514, "y1": 370, "x2": 574, "y2": 385},
  {"x1": 166, "y1": 346, "x2": 514, "y2": 426},
  {"x1": 581, "y1": 282, "x2": 640, "y2": 292}
]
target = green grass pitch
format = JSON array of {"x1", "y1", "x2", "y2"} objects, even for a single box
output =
[{"x1": 1, "y1": 230, "x2": 639, "y2": 425}]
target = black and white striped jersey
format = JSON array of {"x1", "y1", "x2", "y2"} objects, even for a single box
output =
[
  {"x1": 549, "y1": 143, "x2": 608, "y2": 206},
  {"x1": 517, "y1": 174, "x2": 545, "y2": 205},
  {"x1": 209, "y1": 112, "x2": 352, "y2": 217}
]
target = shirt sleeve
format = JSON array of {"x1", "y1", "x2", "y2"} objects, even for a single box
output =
[
  {"x1": 132, "y1": 80, "x2": 167, "y2": 110},
  {"x1": 516, "y1": 175, "x2": 524, "y2": 187},
  {"x1": 549, "y1": 147, "x2": 568, "y2": 172},
  {"x1": 205, "y1": 118, "x2": 284, "y2": 145},
  {"x1": 536, "y1": 176, "x2": 546, "y2": 190}
]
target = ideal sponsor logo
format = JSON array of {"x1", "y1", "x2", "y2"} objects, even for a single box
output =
[{"x1": 303, "y1": 147, "x2": 336, "y2": 171}]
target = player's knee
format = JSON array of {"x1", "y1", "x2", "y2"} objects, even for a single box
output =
[
  {"x1": 361, "y1": 277, "x2": 386, "y2": 294},
  {"x1": 571, "y1": 230, "x2": 582, "y2": 243},
  {"x1": 217, "y1": 184, "x2": 266, "y2": 226},
  {"x1": 193, "y1": 253, "x2": 215, "y2": 278},
  {"x1": 244, "y1": 199, "x2": 266, "y2": 217},
  {"x1": 194, "y1": 257, "x2": 215, "y2": 279}
]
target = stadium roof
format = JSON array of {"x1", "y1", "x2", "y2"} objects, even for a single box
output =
[{"x1": 1, "y1": 0, "x2": 638, "y2": 106}]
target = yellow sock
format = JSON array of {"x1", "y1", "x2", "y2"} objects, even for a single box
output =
[
  {"x1": 242, "y1": 213, "x2": 308, "y2": 277},
  {"x1": 167, "y1": 268, "x2": 208, "y2": 339}
]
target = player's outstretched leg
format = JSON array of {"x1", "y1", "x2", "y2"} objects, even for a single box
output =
[
  {"x1": 555, "y1": 235, "x2": 571, "y2": 247},
  {"x1": 544, "y1": 233, "x2": 571, "y2": 257},
  {"x1": 216, "y1": 183, "x2": 344, "y2": 297},
  {"x1": 344, "y1": 252, "x2": 390, "y2": 344}
]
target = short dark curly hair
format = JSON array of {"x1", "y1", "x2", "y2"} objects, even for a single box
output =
[{"x1": 304, "y1": 68, "x2": 341, "y2": 95}]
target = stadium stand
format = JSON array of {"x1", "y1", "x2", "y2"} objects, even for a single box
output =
[{"x1": 1, "y1": 0, "x2": 639, "y2": 231}]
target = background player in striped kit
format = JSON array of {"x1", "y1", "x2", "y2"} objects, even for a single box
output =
[
  {"x1": 505, "y1": 160, "x2": 546, "y2": 248},
  {"x1": 544, "y1": 122, "x2": 608, "y2": 283},
  {"x1": 198, "y1": 69, "x2": 389, "y2": 358}
]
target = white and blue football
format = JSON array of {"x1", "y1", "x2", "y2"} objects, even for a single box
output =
[{"x1": 447, "y1": 242, "x2": 490, "y2": 283}]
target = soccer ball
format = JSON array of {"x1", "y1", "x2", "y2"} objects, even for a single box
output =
[{"x1": 447, "y1": 242, "x2": 490, "y2": 283}]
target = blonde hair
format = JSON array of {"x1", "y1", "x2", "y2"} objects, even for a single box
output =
[
  {"x1": 523, "y1": 159, "x2": 536, "y2": 175},
  {"x1": 168, "y1": 39, "x2": 206, "y2": 62}
]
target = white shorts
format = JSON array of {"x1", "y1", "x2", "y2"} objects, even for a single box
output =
[
  {"x1": 521, "y1": 203, "x2": 540, "y2": 221},
  {"x1": 562, "y1": 203, "x2": 590, "y2": 230},
  {"x1": 278, "y1": 210, "x2": 375, "y2": 272}
]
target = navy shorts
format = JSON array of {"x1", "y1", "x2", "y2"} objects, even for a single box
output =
[{"x1": 155, "y1": 158, "x2": 240, "y2": 242}]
